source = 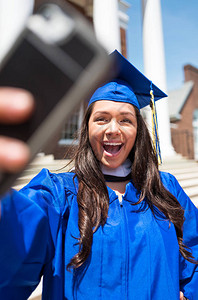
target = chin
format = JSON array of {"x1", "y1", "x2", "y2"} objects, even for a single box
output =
[{"x1": 102, "y1": 160, "x2": 122, "y2": 169}]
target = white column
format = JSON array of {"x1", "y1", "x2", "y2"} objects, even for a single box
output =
[
  {"x1": 0, "y1": 0, "x2": 34, "y2": 62},
  {"x1": 142, "y1": 0, "x2": 174, "y2": 157},
  {"x1": 118, "y1": 1, "x2": 130, "y2": 30},
  {"x1": 93, "y1": 0, "x2": 121, "y2": 53}
]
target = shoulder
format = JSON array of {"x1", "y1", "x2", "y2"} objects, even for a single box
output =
[
  {"x1": 20, "y1": 168, "x2": 78, "y2": 211},
  {"x1": 48, "y1": 169, "x2": 78, "y2": 196},
  {"x1": 159, "y1": 171, "x2": 177, "y2": 190},
  {"x1": 23, "y1": 168, "x2": 78, "y2": 194},
  {"x1": 159, "y1": 170, "x2": 183, "y2": 197},
  {"x1": 159, "y1": 171, "x2": 197, "y2": 210}
]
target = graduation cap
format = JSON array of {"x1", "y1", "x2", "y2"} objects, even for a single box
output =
[
  {"x1": 88, "y1": 50, "x2": 167, "y2": 109},
  {"x1": 88, "y1": 50, "x2": 167, "y2": 164}
]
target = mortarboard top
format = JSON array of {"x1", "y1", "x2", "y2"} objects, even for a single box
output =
[{"x1": 88, "y1": 50, "x2": 167, "y2": 110}]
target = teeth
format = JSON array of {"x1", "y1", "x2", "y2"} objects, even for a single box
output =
[{"x1": 103, "y1": 142, "x2": 122, "y2": 146}]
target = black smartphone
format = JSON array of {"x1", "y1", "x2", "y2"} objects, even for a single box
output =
[{"x1": 0, "y1": 0, "x2": 112, "y2": 194}]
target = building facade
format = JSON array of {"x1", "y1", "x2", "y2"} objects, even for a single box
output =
[
  {"x1": 169, "y1": 65, "x2": 198, "y2": 160},
  {"x1": 0, "y1": 0, "x2": 176, "y2": 162}
]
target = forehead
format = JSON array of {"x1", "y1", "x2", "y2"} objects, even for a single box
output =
[{"x1": 91, "y1": 100, "x2": 136, "y2": 114}]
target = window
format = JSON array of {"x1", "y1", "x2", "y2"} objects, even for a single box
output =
[{"x1": 59, "y1": 103, "x2": 84, "y2": 145}]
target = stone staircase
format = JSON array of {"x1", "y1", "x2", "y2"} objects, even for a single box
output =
[{"x1": 12, "y1": 153, "x2": 71, "y2": 191}]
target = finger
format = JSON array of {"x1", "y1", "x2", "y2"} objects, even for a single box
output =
[
  {"x1": 180, "y1": 291, "x2": 184, "y2": 300},
  {"x1": 0, "y1": 136, "x2": 30, "y2": 172},
  {"x1": 0, "y1": 87, "x2": 34, "y2": 124}
]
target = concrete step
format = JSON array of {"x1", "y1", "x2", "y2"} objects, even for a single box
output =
[
  {"x1": 173, "y1": 172, "x2": 198, "y2": 181},
  {"x1": 12, "y1": 155, "x2": 72, "y2": 190},
  {"x1": 23, "y1": 162, "x2": 70, "y2": 174},
  {"x1": 12, "y1": 168, "x2": 69, "y2": 190},
  {"x1": 14, "y1": 164, "x2": 70, "y2": 182},
  {"x1": 190, "y1": 196, "x2": 198, "y2": 207},
  {"x1": 160, "y1": 158, "x2": 198, "y2": 168},
  {"x1": 164, "y1": 168, "x2": 198, "y2": 176},
  {"x1": 182, "y1": 186, "x2": 198, "y2": 198},
  {"x1": 161, "y1": 154, "x2": 197, "y2": 164},
  {"x1": 160, "y1": 162, "x2": 198, "y2": 170},
  {"x1": 178, "y1": 178, "x2": 198, "y2": 188}
]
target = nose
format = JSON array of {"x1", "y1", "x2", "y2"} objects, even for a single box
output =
[{"x1": 105, "y1": 119, "x2": 120, "y2": 135}]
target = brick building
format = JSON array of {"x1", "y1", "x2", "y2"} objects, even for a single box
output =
[{"x1": 169, "y1": 65, "x2": 198, "y2": 160}]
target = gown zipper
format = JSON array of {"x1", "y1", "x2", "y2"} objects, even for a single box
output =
[{"x1": 119, "y1": 194, "x2": 129, "y2": 299}]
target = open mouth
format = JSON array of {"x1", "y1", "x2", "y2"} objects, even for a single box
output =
[{"x1": 103, "y1": 142, "x2": 123, "y2": 155}]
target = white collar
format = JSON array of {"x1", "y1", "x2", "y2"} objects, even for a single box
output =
[{"x1": 101, "y1": 159, "x2": 132, "y2": 177}]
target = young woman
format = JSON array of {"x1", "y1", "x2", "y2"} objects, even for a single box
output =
[{"x1": 0, "y1": 51, "x2": 198, "y2": 300}]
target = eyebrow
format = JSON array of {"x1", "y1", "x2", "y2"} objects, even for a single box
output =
[
  {"x1": 93, "y1": 111, "x2": 109, "y2": 115},
  {"x1": 120, "y1": 112, "x2": 135, "y2": 117},
  {"x1": 93, "y1": 111, "x2": 135, "y2": 117}
]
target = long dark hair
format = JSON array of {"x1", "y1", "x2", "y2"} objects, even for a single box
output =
[{"x1": 66, "y1": 103, "x2": 197, "y2": 270}]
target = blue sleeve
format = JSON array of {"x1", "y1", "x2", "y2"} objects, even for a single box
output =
[
  {"x1": 168, "y1": 173, "x2": 198, "y2": 300},
  {"x1": 0, "y1": 168, "x2": 67, "y2": 299}
]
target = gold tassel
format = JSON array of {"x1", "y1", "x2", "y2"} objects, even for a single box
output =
[{"x1": 150, "y1": 87, "x2": 162, "y2": 165}]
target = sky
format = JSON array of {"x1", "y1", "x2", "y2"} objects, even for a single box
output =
[{"x1": 127, "y1": 0, "x2": 198, "y2": 92}]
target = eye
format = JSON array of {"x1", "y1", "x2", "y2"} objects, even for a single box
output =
[
  {"x1": 95, "y1": 116, "x2": 109, "y2": 123},
  {"x1": 120, "y1": 118, "x2": 133, "y2": 124}
]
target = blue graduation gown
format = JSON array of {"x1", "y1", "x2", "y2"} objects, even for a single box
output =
[{"x1": 0, "y1": 168, "x2": 198, "y2": 299}]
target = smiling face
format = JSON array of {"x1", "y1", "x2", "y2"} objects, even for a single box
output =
[{"x1": 88, "y1": 100, "x2": 137, "y2": 169}]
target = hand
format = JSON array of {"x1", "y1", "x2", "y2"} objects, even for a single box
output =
[{"x1": 0, "y1": 87, "x2": 34, "y2": 173}]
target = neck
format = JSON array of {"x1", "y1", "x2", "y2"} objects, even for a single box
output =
[
  {"x1": 101, "y1": 159, "x2": 132, "y2": 183},
  {"x1": 106, "y1": 180, "x2": 129, "y2": 195},
  {"x1": 101, "y1": 159, "x2": 131, "y2": 194}
]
